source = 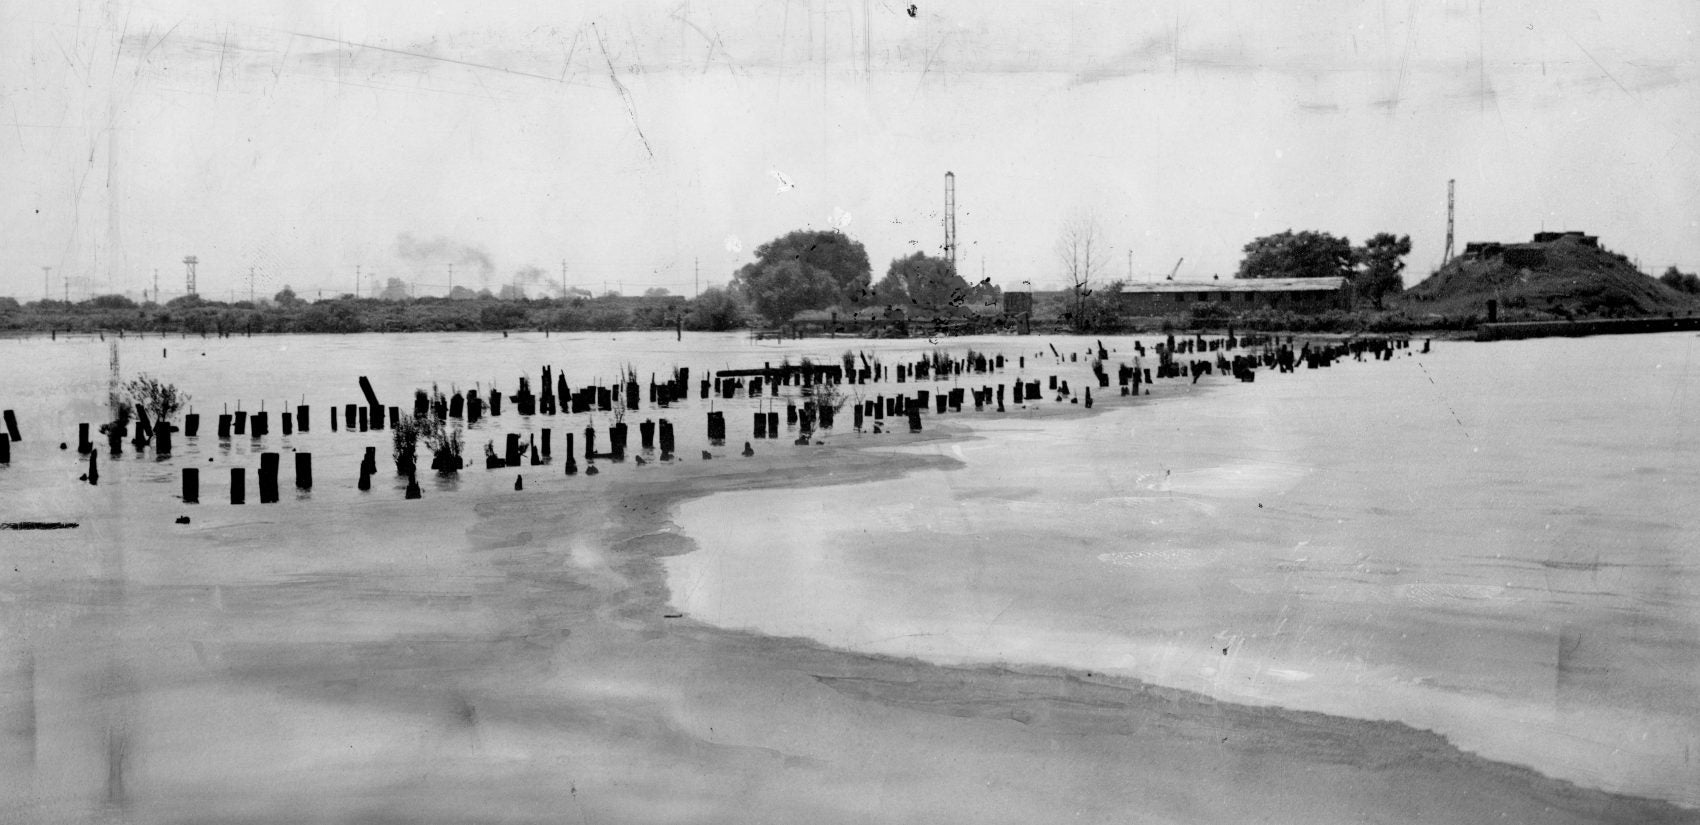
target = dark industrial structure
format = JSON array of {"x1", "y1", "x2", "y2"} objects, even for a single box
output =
[{"x1": 1462, "y1": 231, "x2": 1600, "y2": 270}]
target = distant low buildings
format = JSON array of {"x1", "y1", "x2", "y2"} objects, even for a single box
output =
[{"x1": 1114, "y1": 277, "x2": 1350, "y2": 314}]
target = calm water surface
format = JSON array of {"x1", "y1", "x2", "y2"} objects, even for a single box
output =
[{"x1": 3, "y1": 329, "x2": 1696, "y2": 806}]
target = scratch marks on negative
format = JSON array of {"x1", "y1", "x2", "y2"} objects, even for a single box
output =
[
  {"x1": 592, "y1": 22, "x2": 654, "y2": 160},
  {"x1": 287, "y1": 31, "x2": 568, "y2": 85}
]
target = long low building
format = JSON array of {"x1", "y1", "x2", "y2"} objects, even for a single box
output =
[{"x1": 1114, "y1": 277, "x2": 1350, "y2": 313}]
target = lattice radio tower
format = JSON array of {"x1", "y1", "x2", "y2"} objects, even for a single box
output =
[
  {"x1": 943, "y1": 171, "x2": 957, "y2": 267},
  {"x1": 1443, "y1": 179, "x2": 1456, "y2": 264},
  {"x1": 183, "y1": 255, "x2": 199, "y2": 296}
]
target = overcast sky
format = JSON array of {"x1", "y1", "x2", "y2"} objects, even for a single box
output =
[{"x1": 2, "y1": 0, "x2": 1695, "y2": 301}]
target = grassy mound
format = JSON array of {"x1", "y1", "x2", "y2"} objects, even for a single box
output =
[{"x1": 1399, "y1": 235, "x2": 1697, "y2": 321}]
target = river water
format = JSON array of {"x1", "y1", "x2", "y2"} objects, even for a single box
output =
[
  {"x1": 666, "y1": 331, "x2": 1700, "y2": 807},
  {"x1": 2, "y1": 329, "x2": 1696, "y2": 808}
]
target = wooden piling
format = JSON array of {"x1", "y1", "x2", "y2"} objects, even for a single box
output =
[
  {"x1": 259, "y1": 452, "x2": 280, "y2": 503},
  {"x1": 296, "y1": 405, "x2": 310, "y2": 433},
  {"x1": 659, "y1": 419, "x2": 675, "y2": 458},
  {"x1": 295, "y1": 453, "x2": 312, "y2": 490},
  {"x1": 230, "y1": 468, "x2": 246, "y2": 504},
  {"x1": 182, "y1": 468, "x2": 199, "y2": 503},
  {"x1": 78, "y1": 423, "x2": 91, "y2": 454},
  {"x1": 611, "y1": 423, "x2": 628, "y2": 459}
]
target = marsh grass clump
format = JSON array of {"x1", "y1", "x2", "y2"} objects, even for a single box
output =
[
  {"x1": 422, "y1": 418, "x2": 464, "y2": 474},
  {"x1": 123, "y1": 374, "x2": 190, "y2": 424},
  {"x1": 392, "y1": 415, "x2": 421, "y2": 475}
]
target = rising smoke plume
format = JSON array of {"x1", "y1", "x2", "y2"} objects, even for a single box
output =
[
  {"x1": 394, "y1": 232, "x2": 496, "y2": 286},
  {"x1": 510, "y1": 265, "x2": 564, "y2": 298}
]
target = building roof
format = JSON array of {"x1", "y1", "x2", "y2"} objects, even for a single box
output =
[{"x1": 1118, "y1": 277, "x2": 1347, "y2": 294}]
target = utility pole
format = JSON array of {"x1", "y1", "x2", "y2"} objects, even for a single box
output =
[
  {"x1": 448, "y1": 263, "x2": 454, "y2": 295},
  {"x1": 1444, "y1": 179, "x2": 1456, "y2": 265},
  {"x1": 561, "y1": 259, "x2": 567, "y2": 297},
  {"x1": 41, "y1": 266, "x2": 51, "y2": 301},
  {"x1": 694, "y1": 257, "x2": 700, "y2": 298},
  {"x1": 943, "y1": 171, "x2": 957, "y2": 266},
  {"x1": 249, "y1": 266, "x2": 256, "y2": 304},
  {"x1": 355, "y1": 264, "x2": 361, "y2": 298},
  {"x1": 153, "y1": 268, "x2": 159, "y2": 303}
]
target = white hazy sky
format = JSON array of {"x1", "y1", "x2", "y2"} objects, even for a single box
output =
[{"x1": 2, "y1": 0, "x2": 1695, "y2": 301}]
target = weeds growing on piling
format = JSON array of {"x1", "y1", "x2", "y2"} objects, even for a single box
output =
[
  {"x1": 123, "y1": 374, "x2": 190, "y2": 424},
  {"x1": 422, "y1": 418, "x2": 464, "y2": 474},
  {"x1": 392, "y1": 415, "x2": 420, "y2": 475}
]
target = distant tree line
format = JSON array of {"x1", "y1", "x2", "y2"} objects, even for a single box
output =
[
  {"x1": 1237, "y1": 229, "x2": 1412, "y2": 310},
  {"x1": 0, "y1": 288, "x2": 749, "y2": 335},
  {"x1": 1660, "y1": 266, "x2": 1700, "y2": 294}
]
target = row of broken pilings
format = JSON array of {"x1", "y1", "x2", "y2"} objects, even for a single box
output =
[
  {"x1": 178, "y1": 451, "x2": 314, "y2": 504},
  {"x1": 22, "y1": 337, "x2": 1429, "y2": 509}
]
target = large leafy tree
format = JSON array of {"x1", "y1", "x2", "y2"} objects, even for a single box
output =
[
  {"x1": 1354, "y1": 233, "x2": 1412, "y2": 309},
  {"x1": 872, "y1": 252, "x2": 970, "y2": 312},
  {"x1": 1237, "y1": 230, "x2": 1354, "y2": 280},
  {"x1": 732, "y1": 229, "x2": 871, "y2": 323},
  {"x1": 735, "y1": 258, "x2": 841, "y2": 323},
  {"x1": 686, "y1": 285, "x2": 747, "y2": 330}
]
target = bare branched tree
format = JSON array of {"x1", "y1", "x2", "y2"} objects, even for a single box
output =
[{"x1": 1056, "y1": 213, "x2": 1110, "y2": 328}]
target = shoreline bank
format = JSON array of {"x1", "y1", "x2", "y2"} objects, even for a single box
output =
[{"x1": 546, "y1": 431, "x2": 1692, "y2": 823}]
